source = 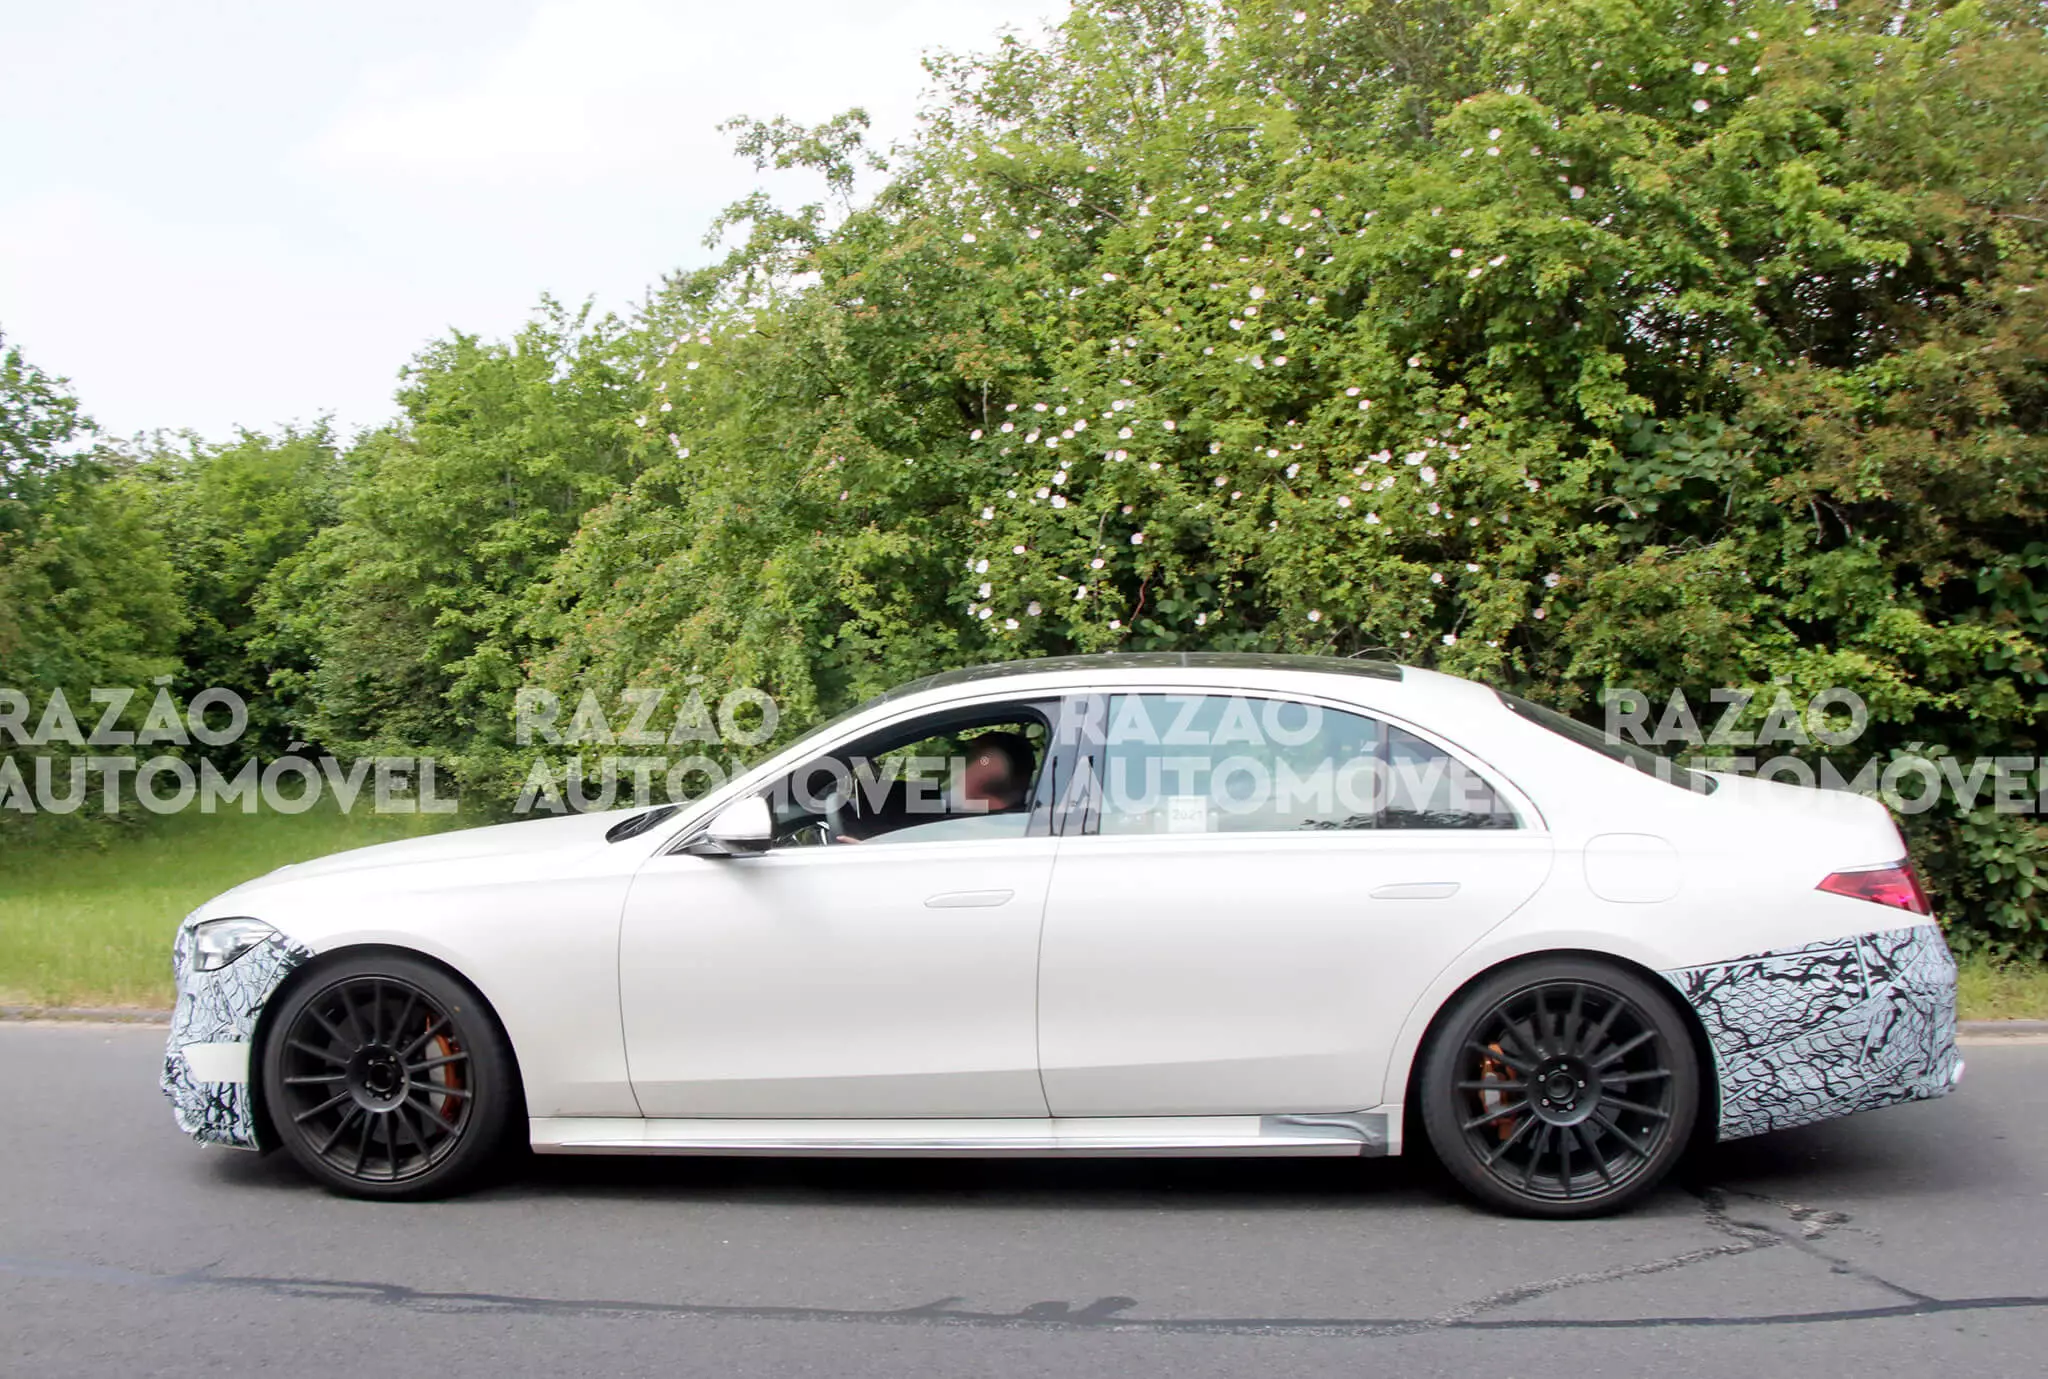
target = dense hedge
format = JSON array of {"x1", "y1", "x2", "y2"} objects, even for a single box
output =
[{"x1": 4, "y1": 1, "x2": 2046, "y2": 955}]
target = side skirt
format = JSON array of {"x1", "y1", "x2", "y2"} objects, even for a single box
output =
[{"x1": 529, "y1": 1110, "x2": 1398, "y2": 1158}]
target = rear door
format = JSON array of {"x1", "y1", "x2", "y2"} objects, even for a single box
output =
[{"x1": 1036, "y1": 691, "x2": 1552, "y2": 1116}]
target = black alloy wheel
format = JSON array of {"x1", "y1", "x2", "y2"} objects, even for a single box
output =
[
  {"x1": 262, "y1": 952, "x2": 515, "y2": 1200},
  {"x1": 1419, "y1": 958, "x2": 1700, "y2": 1218}
]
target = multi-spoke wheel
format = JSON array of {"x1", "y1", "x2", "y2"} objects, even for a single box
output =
[
  {"x1": 261, "y1": 953, "x2": 516, "y2": 1200},
  {"x1": 1418, "y1": 958, "x2": 1700, "y2": 1218}
]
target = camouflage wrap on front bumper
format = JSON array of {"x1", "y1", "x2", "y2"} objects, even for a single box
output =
[
  {"x1": 1663, "y1": 923, "x2": 1961, "y2": 1141},
  {"x1": 160, "y1": 919, "x2": 313, "y2": 1149}
]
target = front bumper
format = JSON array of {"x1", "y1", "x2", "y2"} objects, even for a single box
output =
[
  {"x1": 160, "y1": 919, "x2": 313, "y2": 1149},
  {"x1": 1663, "y1": 922, "x2": 1961, "y2": 1141}
]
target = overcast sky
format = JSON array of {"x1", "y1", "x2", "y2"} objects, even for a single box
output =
[{"x1": 0, "y1": 0, "x2": 1068, "y2": 442}]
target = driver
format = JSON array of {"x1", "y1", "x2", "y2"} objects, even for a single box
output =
[{"x1": 838, "y1": 731, "x2": 1036, "y2": 843}]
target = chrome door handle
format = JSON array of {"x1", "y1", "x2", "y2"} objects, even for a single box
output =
[
  {"x1": 925, "y1": 889, "x2": 1015, "y2": 908},
  {"x1": 1369, "y1": 882, "x2": 1459, "y2": 900}
]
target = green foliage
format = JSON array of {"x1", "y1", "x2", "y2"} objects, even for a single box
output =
[
  {"x1": 0, "y1": 331, "x2": 184, "y2": 707},
  {"x1": 140, "y1": 425, "x2": 345, "y2": 755},
  {"x1": 257, "y1": 299, "x2": 643, "y2": 787}
]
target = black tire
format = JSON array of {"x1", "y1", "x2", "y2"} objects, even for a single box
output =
[
  {"x1": 1417, "y1": 957, "x2": 1700, "y2": 1219},
  {"x1": 260, "y1": 951, "x2": 518, "y2": 1201}
]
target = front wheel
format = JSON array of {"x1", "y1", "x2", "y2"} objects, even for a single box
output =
[
  {"x1": 1417, "y1": 958, "x2": 1700, "y2": 1218},
  {"x1": 261, "y1": 952, "x2": 517, "y2": 1200}
]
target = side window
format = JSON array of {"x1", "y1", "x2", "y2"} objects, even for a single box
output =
[
  {"x1": 1382, "y1": 725, "x2": 1517, "y2": 829},
  {"x1": 1096, "y1": 695, "x2": 1514, "y2": 836},
  {"x1": 763, "y1": 703, "x2": 1054, "y2": 847}
]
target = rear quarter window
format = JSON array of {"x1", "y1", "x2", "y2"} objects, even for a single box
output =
[{"x1": 1496, "y1": 690, "x2": 1717, "y2": 795}]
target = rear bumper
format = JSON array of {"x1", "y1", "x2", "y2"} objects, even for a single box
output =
[{"x1": 1663, "y1": 923, "x2": 1961, "y2": 1141}]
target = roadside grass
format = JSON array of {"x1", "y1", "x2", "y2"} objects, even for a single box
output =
[
  {"x1": 0, "y1": 806, "x2": 466, "y2": 1008},
  {"x1": 1956, "y1": 955, "x2": 2048, "y2": 1023}
]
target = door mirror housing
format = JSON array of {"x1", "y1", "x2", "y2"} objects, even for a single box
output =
[{"x1": 688, "y1": 795, "x2": 774, "y2": 856}]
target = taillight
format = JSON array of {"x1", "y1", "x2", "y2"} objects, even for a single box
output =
[{"x1": 1816, "y1": 861, "x2": 1931, "y2": 916}]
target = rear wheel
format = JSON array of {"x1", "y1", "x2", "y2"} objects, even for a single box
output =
[
  {"x1": 1418, "y1": 958, "x2": 1699, "y2": 1218},
  {"x1": 261, "y1": 952, "x2": 516, "y2": 1200}
]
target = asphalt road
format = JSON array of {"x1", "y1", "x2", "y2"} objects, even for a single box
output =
[{"x1": 3, "y1": 1025, "x2": 2044, "y2": 1378}]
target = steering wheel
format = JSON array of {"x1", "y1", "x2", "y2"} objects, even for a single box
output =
[{"x1": 823, "y1": 787, "x2": 852, "y2": 844}]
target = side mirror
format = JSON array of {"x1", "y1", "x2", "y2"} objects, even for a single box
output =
[{"x1": 690, "y1": 796, "x2": 773, "y2": 856}]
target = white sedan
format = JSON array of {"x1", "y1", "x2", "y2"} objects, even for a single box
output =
[{"x1": 162, "y1": 654, "x2": 1961, "y2": 1216}]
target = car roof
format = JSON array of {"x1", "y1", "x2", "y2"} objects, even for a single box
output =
[{"x1": 880, "y1": 653, "x2": 1403, "y2": 704}]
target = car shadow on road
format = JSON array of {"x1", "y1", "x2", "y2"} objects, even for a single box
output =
[{"x1": 484, "y1": 1148, "x2": 1452, "y2": 1212}]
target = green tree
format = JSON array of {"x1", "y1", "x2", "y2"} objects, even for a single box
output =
[
  {"x1": 141, "y1": 425, "x2": 345, "y2": 755},
  {"x1": 259, "y1": 300, "x2": 643, "y2": 788},
  {"x1": 1, "y1": 331, "x2": 184, "y2": 700}
]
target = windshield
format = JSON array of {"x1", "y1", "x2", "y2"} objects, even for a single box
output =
[{"x1": 1497, "y1": 690, "x2": 1717, "y2": 795}]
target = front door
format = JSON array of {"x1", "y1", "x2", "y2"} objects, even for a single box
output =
[{"x1": 618, "y1": 697, "x2": 1072, "y2": 1119}]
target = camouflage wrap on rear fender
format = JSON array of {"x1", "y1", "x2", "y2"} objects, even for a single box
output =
[{"x1": 1663, "y1": 923, "x2": 1960, "y2": 1141}]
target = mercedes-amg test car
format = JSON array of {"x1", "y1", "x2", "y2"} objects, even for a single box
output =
[{"x1": 162, "y1": 654, "x2": 1961, "y2": 1216}]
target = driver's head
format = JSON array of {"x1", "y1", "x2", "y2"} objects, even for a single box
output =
[{"x1": 960, "y1": 731, "x2": 1034, "y2": 811}]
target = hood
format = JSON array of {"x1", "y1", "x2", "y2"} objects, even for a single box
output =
[{"x1": 247, "y1": 806, "x2": 662, "y2": 885}]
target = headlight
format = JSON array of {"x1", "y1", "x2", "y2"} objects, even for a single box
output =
[{"x1": 192, "y1": 917, "x2": 277, "y2": 972}]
